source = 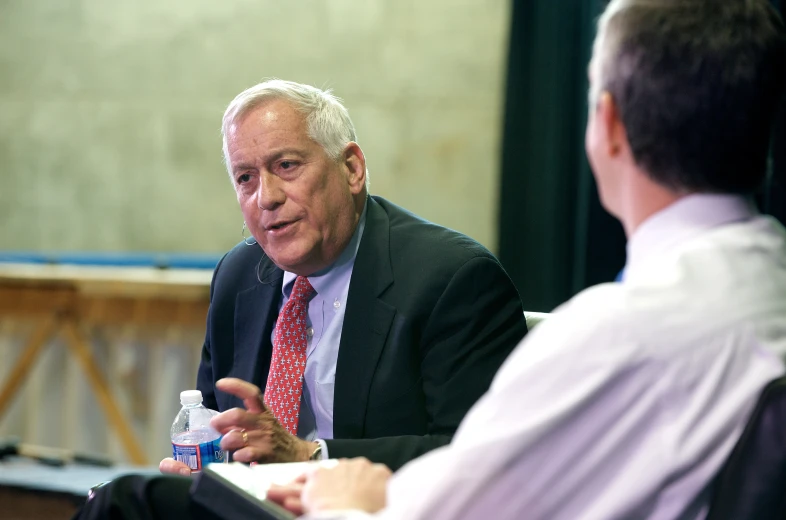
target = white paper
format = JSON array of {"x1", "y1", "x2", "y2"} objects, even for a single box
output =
[{"x1": 206, "y1": 460, "x2": 339, "y2": 500}]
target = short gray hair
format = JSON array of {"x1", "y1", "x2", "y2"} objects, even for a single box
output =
[
  {"x1": 590, "y1": 0, "x2": 786, "y2": 194},
  {"x1": 221, "y1": 79, "x2": 367, "y2": 184}
]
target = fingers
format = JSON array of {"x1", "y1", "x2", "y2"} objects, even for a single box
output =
[
  {"x1": 267, "y1": 484, "x2": 305, "y2": 516},
  {"x1": 159, "y1": 457, "x2": 192, "y2": 477},
  {"x1": 211, "y1": 407, "x2": 270, "y2": 434},
  {"x1": 216, "y1": 428, "x2": 276, "y2": 463},
  {"x1": 216, "y1": 378, "x2": 267, "y2": 414},
  {"x1": 267, "y1": 483, "x2": 303, "y2": 502},
  {"x1": 219, "y1": 428, "x2": 249, "y2": 452},
  {"x1": 216, "y1": 428, "x2": 267, "y2": 462},
  {"x1": 229, "y1": 446, "x2": 268, "y2": 463},
  {"x1": 283, "y1": 496, "x2": 305, "y2": 516},
  {"x1": 230, "y1": 444, "x2": 293, "y2": 464}
]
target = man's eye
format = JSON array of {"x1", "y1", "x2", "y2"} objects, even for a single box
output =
[
  {"x1": 280, "y1": 161, "x2": 294, "y2": 170},
  {"x1": 237, "y1": 173, "x2": 251, "y2": 184}
]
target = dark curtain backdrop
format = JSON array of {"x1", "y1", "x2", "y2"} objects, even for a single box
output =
[
  {"x1": 764, "y1": 0, "x2": 786, "y2": 224},
  {"x1": 498, "y1": 0, "x2": 786, "y2": 313}
]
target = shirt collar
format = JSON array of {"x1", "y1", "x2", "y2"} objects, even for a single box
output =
[
  {"x1": 625, "y1": 193, "x2": 758, "y2": 277},
  {"x1": 282, "y1": 198, "x2": 368, "y2": 299}
]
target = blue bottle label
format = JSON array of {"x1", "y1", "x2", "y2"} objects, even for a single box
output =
[{"x1": 172, "y1": 437, "x2": 225, "y2": 472}]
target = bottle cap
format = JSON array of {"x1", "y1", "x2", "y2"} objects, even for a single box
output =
[{"x1": 180, "y1": 390, "x2": 203, "y2": 405}]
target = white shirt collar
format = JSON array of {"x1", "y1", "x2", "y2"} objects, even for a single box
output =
[{"x1": 625, "y1": 194, "x2": 758, "y2": 278}]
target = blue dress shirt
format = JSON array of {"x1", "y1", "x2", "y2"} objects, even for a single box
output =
[{"x1": 274, "y1": 202, "x2": 367, "y2": 447}]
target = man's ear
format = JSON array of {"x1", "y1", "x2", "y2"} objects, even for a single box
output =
[
  {"x1": 598, "y1": 92, "x2": 627, "y2": 157},
  {"x1": 342, "y1": 142, "x2": 367, "y2": 194}
]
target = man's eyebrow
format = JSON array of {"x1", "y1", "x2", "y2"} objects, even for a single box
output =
[
  {"x1": 231, "y1": 162, "x2": 256, "y2": 174},
  {"x1": 231, "y1": 149, "x2": 308, "y2": 174},
  {"x1": 268, "y1": 149, "x2": 307, "y2": 161}
]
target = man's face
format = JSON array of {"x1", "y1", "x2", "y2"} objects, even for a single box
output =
[{"x1": 226, "y1": 99, "x2": 364, "y2": 275}]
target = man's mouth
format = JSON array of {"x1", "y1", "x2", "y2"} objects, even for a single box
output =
[{"x1": 266, "y1": 219, "x2": 297, "y2": 233}]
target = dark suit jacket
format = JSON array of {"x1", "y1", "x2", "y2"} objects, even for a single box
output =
[{"x1": 196, "y1": 196, "x2": 527, "y2": 470}]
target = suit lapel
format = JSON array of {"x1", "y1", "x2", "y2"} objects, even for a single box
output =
[
  {"x1": 333, "y1": 197, "x2": 396, "y2": 439},
  {"x1": 228, "y1": 258, "x2": 283, "y2": 410}
]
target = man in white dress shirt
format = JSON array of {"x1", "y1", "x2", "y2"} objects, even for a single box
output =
[{"x1": 267, "y1": 0, "x2": 786, "y2": 518}]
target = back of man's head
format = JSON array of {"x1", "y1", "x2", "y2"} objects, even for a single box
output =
[{"x1": 592, "y1": 0, "x2": 786, "y2": 194}]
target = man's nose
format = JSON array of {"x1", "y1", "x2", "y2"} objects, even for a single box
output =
[{"x1": 257, "y1": 172, "x2": 286, "y2": 210}]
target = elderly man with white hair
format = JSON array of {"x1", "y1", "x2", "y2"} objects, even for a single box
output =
[
  {"x1": 175, "y1": 79, "x2": 527, "y2": 471},
  {"x1": 75, "y1": 79, "x2": 527, "y2": 519}
]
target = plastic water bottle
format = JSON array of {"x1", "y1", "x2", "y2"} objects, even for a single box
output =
[{"x1": 170, "y1": 390, "x2": 225, "y2": 472}]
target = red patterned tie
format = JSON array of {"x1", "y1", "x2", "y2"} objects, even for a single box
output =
[{"x1": 264, "y1": 276, "x2": 315, "y2": 435}]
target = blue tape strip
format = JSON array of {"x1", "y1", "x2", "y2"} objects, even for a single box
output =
[{"x1": 0, "y1": 251, "x2": 222, "y2": 270}]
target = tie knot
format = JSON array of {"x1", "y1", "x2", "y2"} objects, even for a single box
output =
[{"x1": 291, "y1": 276, "x2": 315, "y2": 302}]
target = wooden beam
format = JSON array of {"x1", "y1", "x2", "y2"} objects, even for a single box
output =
[
  {"x1": 60, "y1": 319, "x2": 147, "y2": 465},
  {"x1": 0, "y1": 318, "x2": 59, "y2": 422}
]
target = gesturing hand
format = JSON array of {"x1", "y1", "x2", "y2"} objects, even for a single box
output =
[{"x1": 210, "y1": 377, "x2": 318, "y2": 463}]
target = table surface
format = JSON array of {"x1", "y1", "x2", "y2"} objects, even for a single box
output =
[
  {"x1": 0, "y1": 262, "x2": 213, "y2": 300},
  {"x1": 0, "y1": 457, "x2": 160, "y2": 497},
  {"x1": 0, "y1": 262, "x2": 213, "y2": 285}
]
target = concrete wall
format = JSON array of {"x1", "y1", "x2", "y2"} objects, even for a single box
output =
[{"x1": 0, "y1": 0, "x2": 510, "y2": 253}]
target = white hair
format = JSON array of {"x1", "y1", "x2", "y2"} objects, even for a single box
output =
[{"x1": 221, "y1": 79, "x2": 368, "y2": 186}]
